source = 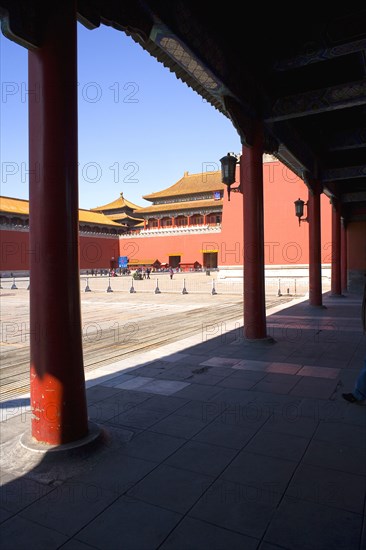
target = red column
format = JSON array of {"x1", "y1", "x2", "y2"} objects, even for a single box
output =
[
  {"x1": 242, "y1": 122, "x2": 267, "y2": 339},
  {"x1": 341, "y1": 221, "x2": 348, "y2": 291},
  {"x1": 203, "y1": 214, "x2": 207, "y2": 225},
  {"x1": 331, "y1": 201, "x2": 342, "y2": 295},
  {"x1": 308, "y1": 186, "x2": 323, "y2": 306},
  {"x1": 157, "y1": 218, "x2": 161, "y2": 229},
  {"x1": 143, "y1": 219, "x2": 147, "y2": 230},
  {"x1": 187, "y1": 216, "x2": 191, "y2": 226},
  {"x1": 171, "y1": 216, "x2": 175, "y2": 227},
  {"x1": 28, "y1": 2, "x2": 88, "y2": 445}
]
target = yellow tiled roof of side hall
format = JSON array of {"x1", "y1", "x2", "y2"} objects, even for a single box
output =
[
  {"x1": 109, "y1": 212, "x2": 144, "y2": 222},
  {"x1": 0, "y1": 196, "x2": 29, "y2": 215},
  {"x1": 91, "y1": 193, "x2": 141, "y2": 212},
  {"x1": 0, "y1": 196, "x2": 122, "y2": 226},
  {"x1": 143, "y1": 171, "x2": 225, "y2": 201}
]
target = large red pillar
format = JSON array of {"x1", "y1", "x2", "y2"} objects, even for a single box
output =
[
  {"x1": 242, "y1": 122, "x2": 267, "y2": 339},
  {"x1": 331, "y1": 200, "x2": 342, "y2": 295},
  {"x1": 341, "y1": 220, "x2": 348, "y2": 292},
  {"x1": 308, "y1": 186, "x2": 323, "y2": 306},
  {"x1": 29, "y1": 2, "x2": 88, "y2": 445}
]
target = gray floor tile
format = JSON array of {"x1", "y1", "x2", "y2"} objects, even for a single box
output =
[
  {"x1": 59, "y1": 541, "x2": 96, "y2": 550},
  {"x1": 186, "y1": 373, "x2": 229, "y2": 386},
  {"x1": 221, "y1": 451, "x2": 297, "y2": 493},
  {"x1": 199, "y1": 357, "x2": 241, "y2": 367},
  {"x1": 258, "y1": 543, "x2": 289, "y2": 550},
  {"x1": 251, "y1": 377, "x2": 300, "y2": 395},
  {"x1": 303, "y1": 438, "x2": 366, "y2": 475},
  {"x1": 131, "y1": 365, "x2": 170, "y2": 377},
  {"x1": 74, "y1": 452, "x2": 158, "y2": 497},
  {"x1": 267, "y1": 362, "x2": 302, "y2": 374},
  {"x1": 244, "y1": 429, "x2": 310, "y2": 461},
  {"x1": 216, "y1": 374, "x2": 257, "y2": 390},
  {"x1": 264, "y1": 496, "x2": 362, "y2": 550},
  {"x1": 20, "y1": 479, "x2": 120, "y2": 536},
  {"x1": 247, "y1": 390, "x2": 303, "y2": 411},
  {"x1": 108, "y1": 405, "x2": 171, "y2": 429},
  {"x1": 192, "y1": 420, "x2": 259, "y2": 450},
  {"x1": 229, "y1": 369, "x2": 268, "y2": 381},
  {"x1": 138, "y1": 394, "x2": 188, "y2": 413},
  {"x1": 158, "y1": 370, "x2": 194, "y2": 381},
  {"x1": 296, "y1": 366, "x2": 340, "y2": 379},
  {"x1": 286, "y1": 463, "x2": 366, "y2": 514},
  {"x1": 214, "y1": 404, "x2": 270, "y2": 429},
  {"x1": 209, "y1": 387, "x2": 256, "y2": 407},
  {"x1": 138, "y1": 379, "x2": 190, "y2": 395},
  {"x1": 314, "y1": 421, "x2": 366, "y2": 450},
  {"x1": 161, "y1": 353, "x2": 190, "y2": 363},
  {"x1": 160, "y1": 516, "x2": 259, "y2": 550},
  {"x1": 1, "y1": 473, "x2": 52, "y2": 513},
  {"x1": 194, "y1": 365, "x2": 236, "y2": 377},
  {"x1": 190, "y1": 478, "x2": 278, "y2": 539},
  {"x1": 121, "y1": 430, "x2": 185, "y2": 461},
  {"x1": 174, "y1": 399, "x2": 223, "y2": 422},
  {"x1": 0, "y1": 506, "x2": 13, "y2": 523},
  {"x1": 174, "y1": 384, "x2": 223, "y2": 401},
  {"x1": 296, "y1": 398, "x2": 345, "y2": 422},
  {"x1": 0, "y1": 515, "x2": 67, "y2": 549},
  {"x1": 150, "y1": 413, "x2": 211, "y2": 439},
  {"x1": 76, "y1": 496, "x2": 181, "y2": 550},
  {"x1": 88, "y1": 400, "x2": 129, "y2": 423},
  {"x1": 115, "y1": 376, "x2": 154, "y2": 390},
  {"x1": 98, "y1": 389, "x2": 152, "y2": 409},
  {"x1": 234, "y1": 360, "x2": 272, "y2": 371},
  {"x1": 339, "y1": 403, "x2": 366, "y2": 429},
  {"x1": 289, "y1": 378, "x2": 338, "y2": 399},
  {"x1": 127, "y1": 464, "x2": 214, "y2": 514},
  {"x1": 173, "y1": 355, "x2": 213, "y2": 367},
  {"x1": 165, "y1": 440, "x2": 237, "y2": 476},
  {"x1": 262, "y1": 412, "x2": 319, "y2": 438},
  {"x1": 99, "y1": 373, "x2": 136, "y2": 387},
  {"x1": 86, "y1": 385, "x2": 125, "y2": 404}
]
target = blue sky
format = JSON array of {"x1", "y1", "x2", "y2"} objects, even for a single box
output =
[{"x1": 1, "y1": 23, "x2": 240, "y2": 208}]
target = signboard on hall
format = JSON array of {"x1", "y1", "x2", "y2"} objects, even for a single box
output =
[{"x1": 118, "y1": 256, "x2": 128, "y2": 268}]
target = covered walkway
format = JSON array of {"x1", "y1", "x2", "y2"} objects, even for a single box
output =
[{"x1": 1, "y1": 291, "x2": 365, "y2": 549}]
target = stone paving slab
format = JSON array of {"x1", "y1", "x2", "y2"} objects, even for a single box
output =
[{"x1": 0, "y1": 292, "x2": 365, "y2": 549}]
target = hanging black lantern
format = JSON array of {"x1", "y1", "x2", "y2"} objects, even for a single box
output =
[
  {"x1": 220, "y1": 153, "x2": 240, "y2": 201},
  {"x1": 294, "y1": 198, "x2": 308, "y2": 225}
]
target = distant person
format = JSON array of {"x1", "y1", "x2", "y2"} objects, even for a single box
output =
[
  {"x1": 342, "y1": 277, "x2": 366, "y2": 404},
  {"x1": 169, "y1": 267, "x2": 174, "y2": 280},
  {"x1": 146, "y1": 268, "x2": 151, "y2": 279}
]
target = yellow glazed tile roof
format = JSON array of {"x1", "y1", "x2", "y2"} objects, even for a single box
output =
[
  {"x1": 91, "y1": 192, "x2": 141, "y2": 212},
  {"x1": 0, "y1": 196, "x2": 29, "y2": 215},
  {"x1": 0, "y1": 196, "x2": 121, "y2": 227},
  {"x1": 78, "y1": 209, "x2": 122, "y2": 226},
  {"x1": 136, "y1": 198, "x2": 223, "y2": 214},
  {"x1": 109, "y1": 212, "x2": 143, "y2": 222},
  {"x1": 143, "y1": 171, "x2": 225, "y2": 200}
]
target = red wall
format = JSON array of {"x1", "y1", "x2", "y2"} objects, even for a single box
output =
[
  {"x1": 347, "y1": 221, "x2": 366, "y2": 271},
  {"x1": 79, "y1": 236, "x2": 120, "y2": 269},
  {"x1": 218, "y1": 161, "x2": 332, "y2": 266},
  {"x1": 0, "y1": 230, "x2": 29, "y2": 271},
  {"x1": 119, "y1": 233, "x2": 213, "y2": 266},
  {"x1": 120, "y1": 161, "x2": 332, "y2": 268},
  {"x1": 0, "y1": 229, "x2": 120, "y2": 271}
]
